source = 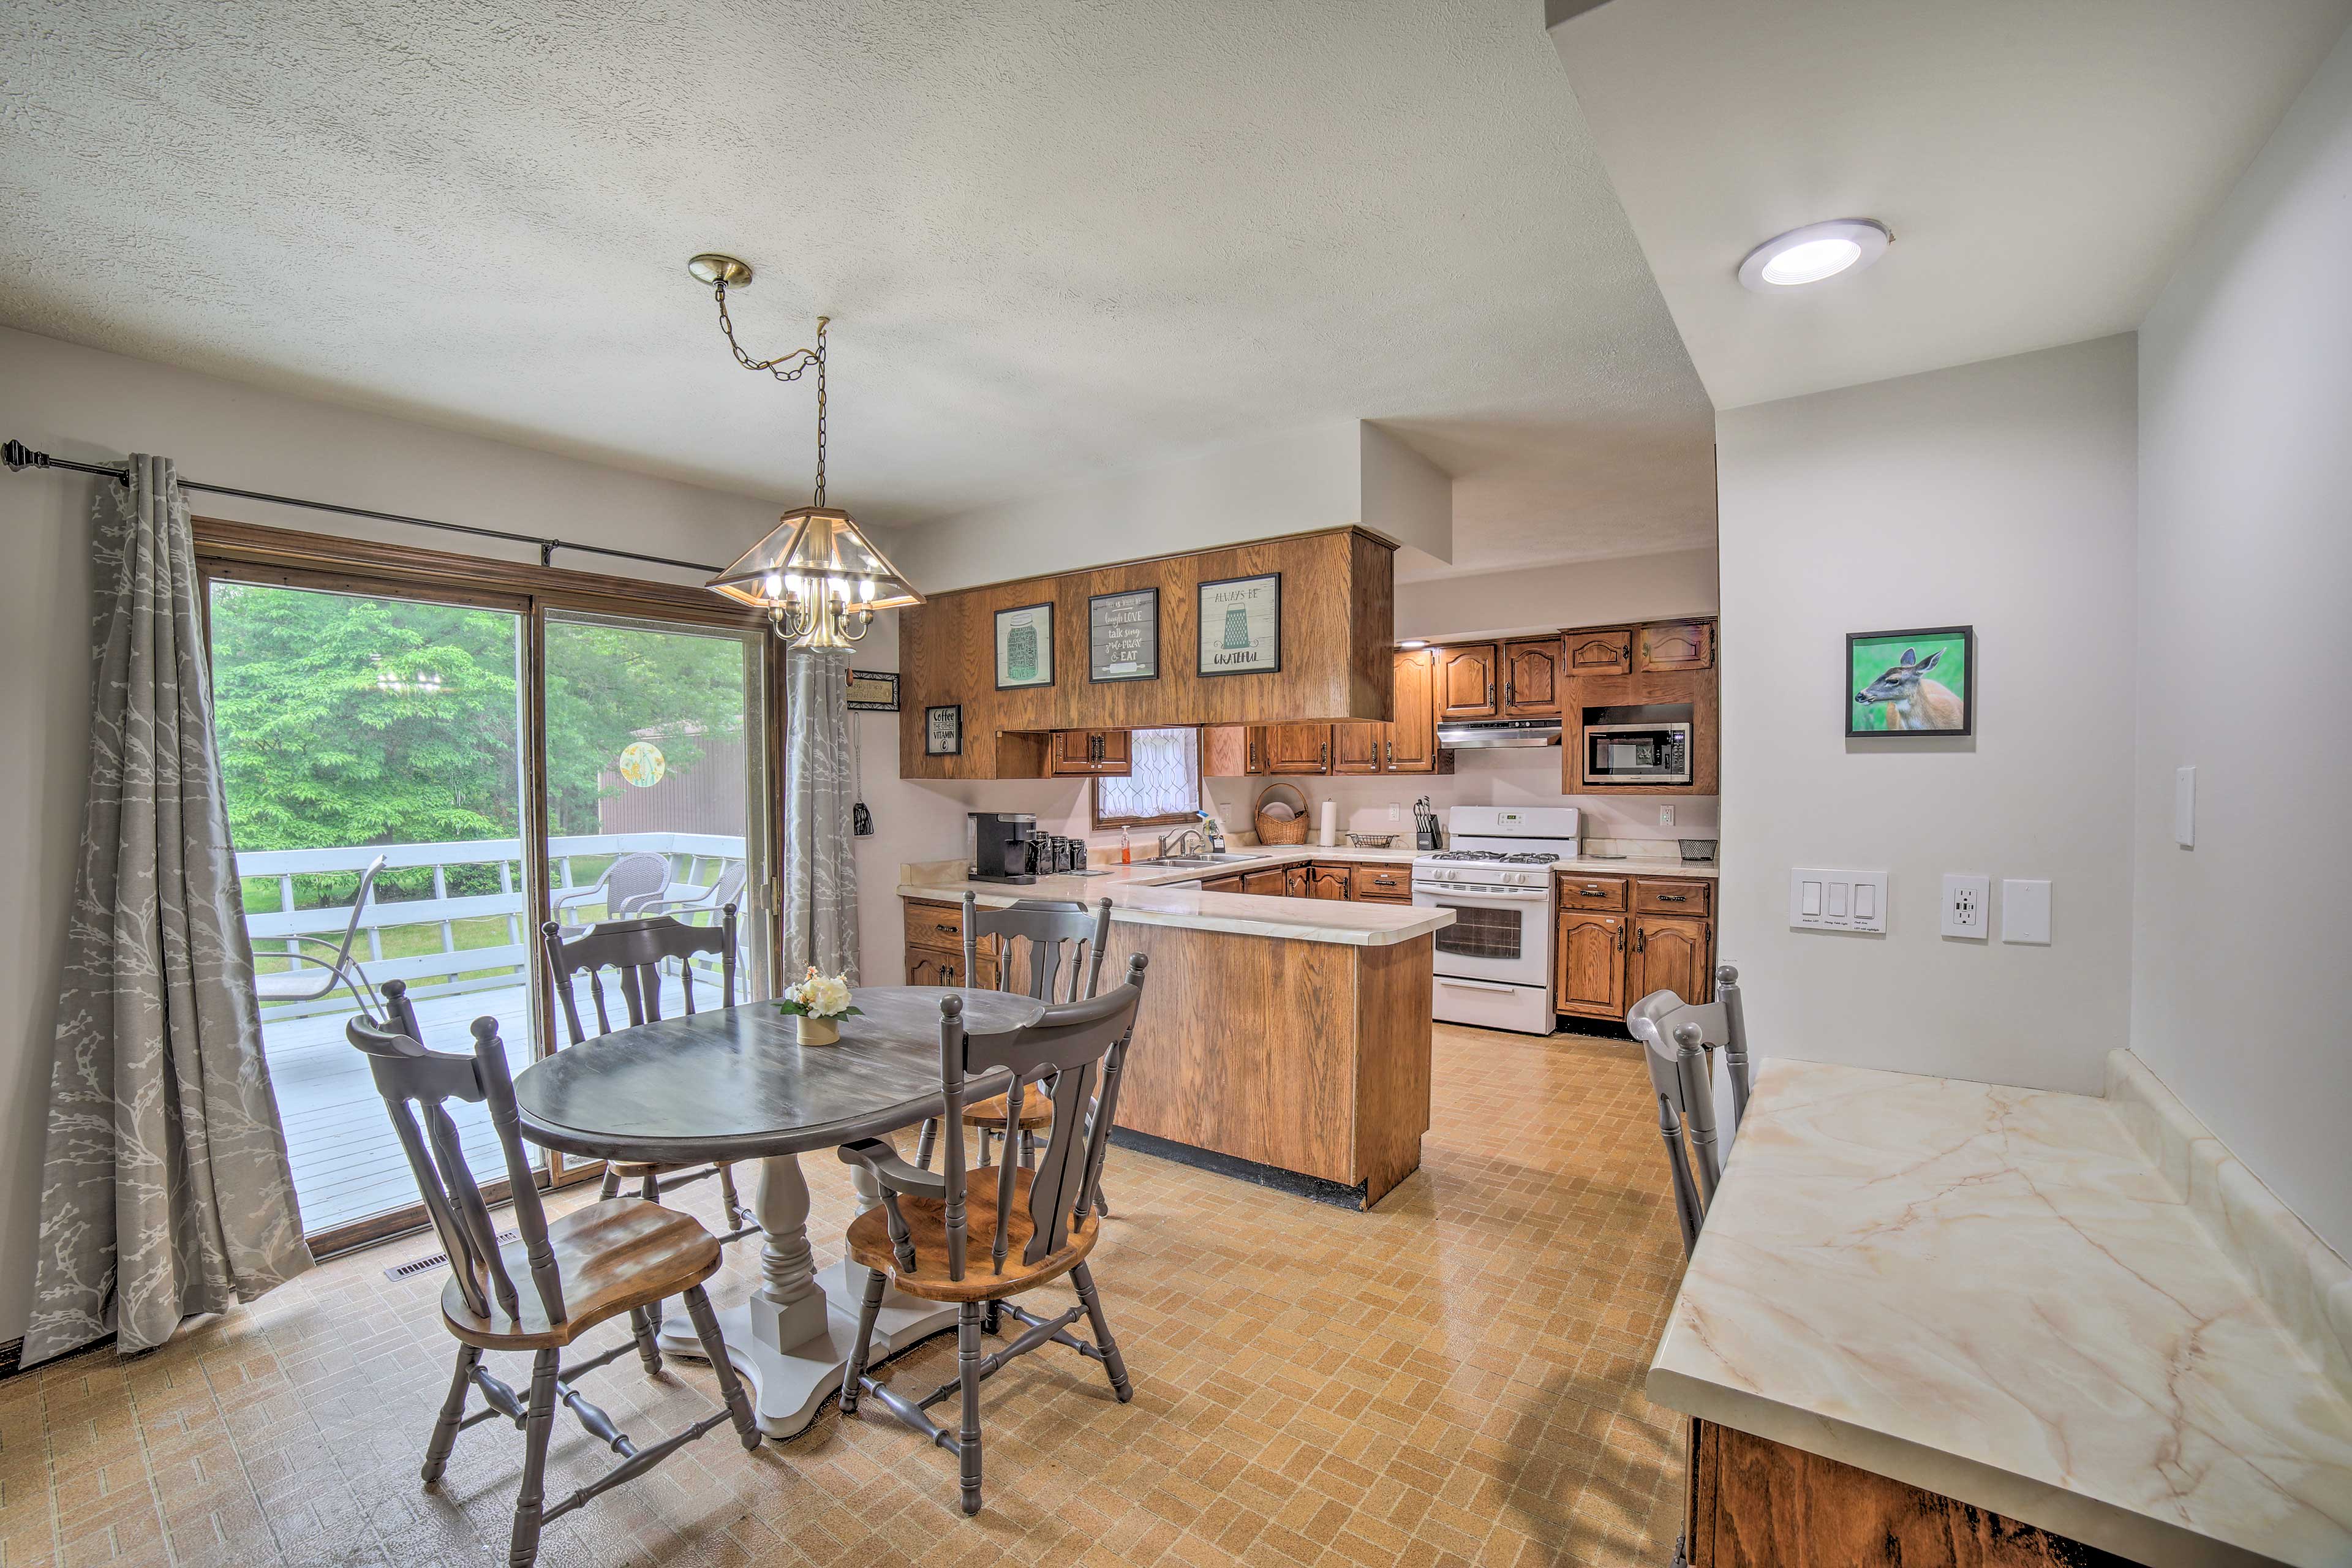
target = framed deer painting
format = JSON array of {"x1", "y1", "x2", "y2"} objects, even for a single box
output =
[{"x1": 1848, "y1": 626, "x2": 1974, "y2": 737}]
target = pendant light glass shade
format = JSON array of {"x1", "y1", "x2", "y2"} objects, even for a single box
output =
[{"x1": 706, "y1": 506, "x2": 922, "y2": 612}]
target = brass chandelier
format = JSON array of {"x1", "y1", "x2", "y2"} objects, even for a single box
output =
[{"x1": 690, "y1": 254, "x2": 921, "y2": 646}]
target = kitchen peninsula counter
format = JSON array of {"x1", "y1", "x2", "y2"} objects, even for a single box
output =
[{"x1": 899, "y1": 851, "x2": 1449, "y2": 1207}]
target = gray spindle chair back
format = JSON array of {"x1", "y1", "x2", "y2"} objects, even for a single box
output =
[
  {"x1": 542, "y1": 907, "x2": 738, "y2": 1046},
  {"x1": 346, "y1": 1011, "x2": 564, "y2": 1328},
  {"x1": 961, "y1": 894, "x2": 1112, "y2": 1003},
  {"x1": 1625, "y1": 963, "x2": 1752, "y2": 1259},
  {"x1": 932, "y1": 956, "x2": 1147, "y2": 1280}
]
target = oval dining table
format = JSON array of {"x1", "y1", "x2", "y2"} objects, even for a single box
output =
[{"x1": 510, "y1": 986, "x2": 1046, "y2": 1439}]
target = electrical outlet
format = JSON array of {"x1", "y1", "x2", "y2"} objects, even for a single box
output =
[
  {"x1": 1658, "y1": 805, "x2": 1675, "y2": 827},
  {"x1": 1941, "y1": 874, "x2": 1991, "y2": 940},
  {"x1": 1387, "y1": 802, "x2": 1400, "y2": 822}
]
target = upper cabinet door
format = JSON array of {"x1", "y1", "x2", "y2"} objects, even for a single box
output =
[
  {"x1": 1330, "y1": 723, "x2": 1384, "y2": 775},
  {"x1": 1388, "y1": 647, "x2": 1440, "y2": 773},
  {"x1": 1636, "y1": 620, "x2": 1715, "y2": 673},
  {"x1": 1263, "y1": 723, "x2": 1330, "y2": 774},
  {"x1": 1437, "y1": 643, "x2": 1498, "y2": 719},
  {"x1": 1565, "y1": 627, "x2": 1632, "y2": 676},
  {"x1": 1501, "y1": 636, "x2": 1561, "y2": 717}
]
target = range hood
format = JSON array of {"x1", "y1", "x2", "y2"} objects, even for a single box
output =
[{"x1": 1436, "y1": 718, "x2": 1561, "y2": 749}]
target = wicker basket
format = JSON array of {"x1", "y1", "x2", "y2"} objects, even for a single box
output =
[{"x1": 1253, "y1": 782, "x2": 1311, "y2": 845}]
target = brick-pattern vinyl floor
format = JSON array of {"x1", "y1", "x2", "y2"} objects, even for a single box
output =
[{"x1": 0, "y1": 1024, "x2": 1689, "y2": 1568}]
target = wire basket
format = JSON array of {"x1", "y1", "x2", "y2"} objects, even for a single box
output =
[{"x1": 1254, "y1": 782, "x2": 1311, "y2": 845}]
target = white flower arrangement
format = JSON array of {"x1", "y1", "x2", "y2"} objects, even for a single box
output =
[{"x1": 777, "y1": 967, "x2": 861, "y2": 1022}]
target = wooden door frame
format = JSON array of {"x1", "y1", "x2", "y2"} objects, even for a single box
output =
[{"x1": 194, "y1": 518, "x2": 788, "y2": 1256}]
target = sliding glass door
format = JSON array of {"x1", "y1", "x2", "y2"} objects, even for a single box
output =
[
  {"x1": 202, "y1": 549, "x2": 780, "y2": 1256},
  {"x1": 541, "y1": 609, "x2": 772, "y2": 1020},
  {"x1": 208, "y1": 578, "x2": 540, "y2": 1250}
]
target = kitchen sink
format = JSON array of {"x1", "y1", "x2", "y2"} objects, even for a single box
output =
[{"x1": 1135, "y1": 852, "x2": 1266, "y2": 867}]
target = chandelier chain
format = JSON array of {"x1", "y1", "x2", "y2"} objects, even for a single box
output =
[{"x1": 709, "y1": 284, "x2": 828, "y2": 508}]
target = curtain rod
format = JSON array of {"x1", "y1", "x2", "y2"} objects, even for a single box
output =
[{"x1": 2, "y1": 439, "x2": 723, "y2": 575}]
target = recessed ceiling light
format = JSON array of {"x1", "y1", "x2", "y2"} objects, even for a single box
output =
[{"x1": 1737, "y1": 219, "x2": 1891, "y2": 292}]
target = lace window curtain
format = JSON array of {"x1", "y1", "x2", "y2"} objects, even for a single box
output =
[
  {"x1": 1095, "y1": 726, "x2": 1201, "y2": 824},
  {"x1": 29, "y1": 456, "x2": 311, "y2": 1364}
]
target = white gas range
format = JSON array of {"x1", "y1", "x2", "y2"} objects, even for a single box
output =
[{"x1": 1412, "y1": 805, "x2": 1580, "y2": 1035}]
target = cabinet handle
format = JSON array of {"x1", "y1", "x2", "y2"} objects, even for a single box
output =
[
  {"x1": 1384, "y1": 739, "x2": 1393, "y2": 767},
  {"x1": 1634, "y1": 930, "x2": 1646, "y2": 954},
  {"x1": 1616, "y1": 924, "x2": 1625, "y2": 952},
  {"x1": 1504, "y1": 680, "x2": 1513, "y2": 706},
  {"x1": 935, "y1": 923, "x2": 957, "y2": 935},
  {"x1": 1319, "y1": 742, "x2": 1328, "y2": 767},
  {"x1": 1656, "y1": 894, "x2": 1688, "y2": 903},
  {"x1": 1580, "y1": 886, "x2": 1604, "y2": 897}
]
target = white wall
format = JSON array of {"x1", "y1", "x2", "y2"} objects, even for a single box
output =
[
  {"x1": 889, "y1": 418, "x2": 1450, "y2": 591},
  {"x1": 1396, "y1": 546, "x2": 1718, "y2": 640},
  {"x1": 0, "y1": 325, "x2": 786, "y2": 1346},
  {"x1": 2132, "y1": 27, "x2": 2352, "y2": 1257},
  {"x1": 1715, "y1": 336, "x2": 2139, "y2": 1093}
]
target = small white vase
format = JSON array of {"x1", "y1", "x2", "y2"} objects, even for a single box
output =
[{"x1": 794, "y1": 1015, "x2": 841, "y2": 1046}]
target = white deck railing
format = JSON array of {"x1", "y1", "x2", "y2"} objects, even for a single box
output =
[{"x1": 238, "y1": 832, "x2": 750, "y2": 1016}]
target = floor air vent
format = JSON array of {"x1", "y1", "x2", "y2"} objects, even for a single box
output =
[{"x1": 385, "y1": 1231, "x2": 516, "y2": 1281}]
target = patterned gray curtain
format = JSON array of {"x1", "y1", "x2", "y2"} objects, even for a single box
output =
[
  {"x1": 28, "y1": 457, "x2": 311, "y2": 1363},
  {"x1": 781, "y1": 645, "x2": 861, "y2": 982}
]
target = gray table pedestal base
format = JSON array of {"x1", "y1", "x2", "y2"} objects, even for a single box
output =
[{"x1": 655, "y1": 1152, "x2": 960, "y2": 1438}]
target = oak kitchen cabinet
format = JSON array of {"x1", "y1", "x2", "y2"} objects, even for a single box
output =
[
  {"x1": 1386, "y1": 647, "x2": 1445, "y2": 773},
  {"x1": 1047, "y1": 728, "x2": 1132, "y2": 776},
  {"x1": 1564, "y1": 626, "x2": 1631, "y2": 676},
  {"x1": 1555, "y1": 873, "x2": 1716, "y2": 1019},
  {"x1": 1436, "y1": 643, "x2": 1498, "y2": 720},
  {"x1": 1330, "y1": 722, "x2": 1383, "y2": 774},
  {"x1": 1561, "y1": 615, "x2": 1720, "y2": 796},
  {"x1": 1262, "y1": 723, "x2": 1332, "y2": 774},
  {"x1": 1306, "y1": 864, "x2": 1351, "y2": 900},
  {"x1": 1203, "y1": 647, "x2": 1450, "y2": 778},
  {"x1": 1500, "y1": 635, "x2": 1561, "y2": 717}
]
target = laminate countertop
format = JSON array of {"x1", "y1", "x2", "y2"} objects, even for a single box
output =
[
  {"x1": 898, "y1": 847, "x2": 1450, "y2": 948},
  {"x1": 1649, "y1": 1050, "x2": 2352, "y2": 1567}
]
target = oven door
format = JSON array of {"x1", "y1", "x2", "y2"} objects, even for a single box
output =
[
  {"x1": 1584, "y1": 723, "x2": 1692, "y2": 785},
  {"x1": 1414, "y1": 886, "x2": 1548, "y2": 986}
]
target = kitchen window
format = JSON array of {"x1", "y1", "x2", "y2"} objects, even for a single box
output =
[{"x1": 1093, "y1": 726, "x2": 1202, "y2": 827}]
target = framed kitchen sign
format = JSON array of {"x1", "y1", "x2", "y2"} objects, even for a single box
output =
[
  {"x1": 1088, "y1": 587, "x2": 1159, "y2": 683},
  {"x1": 923, "y1": 703, "x2": 963, "y2": 756},
  {"x1": 1197, "y1": 571, "x2": 1281, "y2": 677},
  {"x1": 994, "y1": 601, "x2": 1054, "y2": 689},
  {"x1": 1847, "y1": 625, "x2": 1975, "y2": 737},
  {"x1": 845, "y1": 669, "x2": 900, "y2": 711}
]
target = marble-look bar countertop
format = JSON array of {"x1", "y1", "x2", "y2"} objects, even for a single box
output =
[
  {"x1": 1550, "y1": 855, "x2": 1719, "y2": 880},
  {"x1": 1648, "y1": 1054, "x2": 2352, "y2": 1567},
  {"x1": 898, "y1": 849, "x2": 1452, "y2": 947}
]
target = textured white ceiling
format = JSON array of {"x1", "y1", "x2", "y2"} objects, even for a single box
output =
[
  {"x1": 1550, "y1": 0, "x2": 2352, "y2": 410},
  {"x1": 0, "y1": 1, "x2": 1718, "y2": 573}
]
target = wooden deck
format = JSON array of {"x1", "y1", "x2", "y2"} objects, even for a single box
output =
[{"x1": 263, "y1": 974, "x2": 698, "y2": 1237}]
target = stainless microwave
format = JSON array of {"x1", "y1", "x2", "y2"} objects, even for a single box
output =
[{"x1": 1583, "y1": 721, "x2": 1692, "y2": 785}]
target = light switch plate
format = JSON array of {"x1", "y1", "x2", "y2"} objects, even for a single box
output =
[
  {"x1": 1790, "y1": 868, "x2": 1888, "y2": 933},
  {"x1": 1941, "y1": 873, "x2": 1991, "y2": 940},
  {"x1": 2175, "y1": 766, "x2": 2196, "y2": 848},
  {"x1": 2002, "y1": 880, "x2": 2052, "y2": 944}
]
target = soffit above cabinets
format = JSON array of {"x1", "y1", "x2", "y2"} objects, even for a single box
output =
[{"x1": 1547, "y1": 0, "x2": 2352, "y2": 410}]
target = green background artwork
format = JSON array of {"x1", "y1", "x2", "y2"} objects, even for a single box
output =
[{"x1": 1849, "y1": 630, "x2": 1970, "y2": 732}]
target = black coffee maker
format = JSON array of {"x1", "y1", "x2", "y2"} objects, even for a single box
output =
[{"x1": 967, "y1": 812, "x2": 1038, "y2": 884}]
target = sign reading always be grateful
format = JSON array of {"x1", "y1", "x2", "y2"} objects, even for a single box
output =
[{"x1": 1197, "y1": 573, "x2": 1281, "y2": 677}]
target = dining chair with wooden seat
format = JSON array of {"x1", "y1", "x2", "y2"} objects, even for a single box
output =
[
  {"x1": 541, "y1": 910, "x2": 758, "y2": 1322},
  {"x1": 911, "y1": 894, "x2": 1115, "y2": 1202},
  {"x1": 346, "y1": 1009, "x2": 758, "y2": 1568},
  {"x1": 835, "y1": 956, "x2": 1148, "y2": 1515},
  {"x1": 1625, "y1": 963, "x2": 1752, "y2": 1259}
]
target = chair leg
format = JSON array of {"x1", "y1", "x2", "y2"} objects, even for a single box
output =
[
  {"x1": 1070, "y1": 1263, "x2": 1131, "y2": 1403},
  {"x1": 598, "y1": 1166, "x2": 621, "y2": 1200},
  {"x1": 421, "y1": 1344, "x2": 479, "y2": 1483},
  {"x1": 1019, "y1": 1129, "x2": 1036, "y2": 1170},
  {"x1": 636, "y1": 1170, "x2": 667, "y2": 1338},
  {"x1": 628, "y1": 1305, "x2": 663, "y2": 1377},
  {"x1": 716, "y1": 1161, "x2": 747, "y2": 1232},
  {"x1": 682, "y1": 1283, "x2": 760, "y2": 1450},
  {"x1": 1093, "y1": 1177, "x2": 1112, "y2": 1219},
  {"x1": 957, "y1": 1301, "x2": 984, "y2": 1515},
  {"x1": 839, "y1": 1267, "x2": 887, "y2": 1416},
  {"x1": 976, "y1": 1126, "x2": 993, "y2": 1167},
  {"x1": 507, "y1": 1349, "x2": 560, "y2": 1568},
  {"x1": 914, "y1": 1118, "x2": 938, "y2": 1170}
]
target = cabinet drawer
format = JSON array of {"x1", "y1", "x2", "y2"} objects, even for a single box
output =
[
  {"x1": 903, "y1": 900, "x2": 998, "y2": 957},
  {"x1": 1557, "y1": 874, "x2": 1627, "y2": 911},
  {"x1": 1632, "y1": 878, "x2": 1713, "y2": 916},
  {"x1": 1351, "y1": 864, "x2": 1411, "y2": 900}
]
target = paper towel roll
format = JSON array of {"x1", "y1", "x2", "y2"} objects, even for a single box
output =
[{"x1": 1318, "y1": 799, "x2": 1338, "y2": 847}]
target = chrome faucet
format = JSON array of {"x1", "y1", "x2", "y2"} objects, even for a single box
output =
[{"x1": 1157, "y1": 826, "x2": 1210, "y2": 858}]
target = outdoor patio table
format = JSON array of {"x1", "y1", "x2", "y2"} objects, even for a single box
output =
[{"x1": 510, "y1": 986, "x2": 1045, "y2": 1438}]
